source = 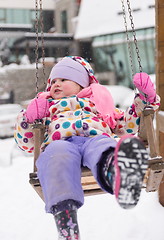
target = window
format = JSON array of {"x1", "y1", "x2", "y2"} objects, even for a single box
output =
[
  {"x1": 0, "y1": 8, "x2": 33, "y2": 25},
  {"x1": 0, "y1": 9, "x2": 6, "y2": 22},
  {"x1": 61, "y1": 10, "x2": 67, "y2": 33},
  {"x1": 6, "y1": 9, "x2": 30, "y2": 24},
  {"x1": 92, "y1": 28, "x2": 155, "y2": 87}
]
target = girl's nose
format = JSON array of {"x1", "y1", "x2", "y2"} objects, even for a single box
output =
[{"x1": 54, "y1": 80, "x2": 61, "y2": 86}]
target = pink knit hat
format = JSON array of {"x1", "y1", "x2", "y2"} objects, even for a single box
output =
[{"x1": 46, "y1": 56, "x2": 98, "y2": 91}]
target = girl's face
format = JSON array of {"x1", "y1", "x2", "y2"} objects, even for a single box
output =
[{"x1": 50, "y1": 78, "x2": 82, "y2": 99}]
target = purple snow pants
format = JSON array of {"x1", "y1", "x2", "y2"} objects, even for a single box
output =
[{"x1": 36, "y1": 135, "x2": 117, "y2": 213}]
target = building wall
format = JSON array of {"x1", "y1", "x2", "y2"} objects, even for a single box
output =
[
  {"x1": 55, "y1": 0, "x2": 78, "y2": 33},
  {"x1": 0, "y1": 0, "x2": 55, "y2": 10}
]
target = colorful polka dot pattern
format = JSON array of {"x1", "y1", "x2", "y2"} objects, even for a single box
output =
[
  {"x1": 14, "y1": 111, "x2": 35, "y2": 153},
  {"x1": 14, "y1": 94, "x2": 160, "y2": 153},
  {"x1": 44, "y1": 96, "x2": 113, "y2": 145}
]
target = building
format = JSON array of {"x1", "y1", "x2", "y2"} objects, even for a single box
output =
[
  {"x1": 75, "y1": 0, "x2": 155, "y2": 87},
  {"x1": 54, "y1": 0, "x2": 81, "y2": 33},
  {"x1": 53, "y1": 0, "x2": 92, "y2": 60},
  {"x1": 0, "y1": 0, "x2": 156, "y2": 88},
  {"x1": 0, "y1": 0, "x2": 82, "y2": 103},
  {"x1": 0, "y1": 0, "x2": 76, "y2": 64}
]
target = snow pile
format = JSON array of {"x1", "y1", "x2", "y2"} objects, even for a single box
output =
[
  {"x1": 0, "y1": 138, "x2": 164, "y2": 240},
  {"x1": 0, "y1": 62, "x2": 40, "y2": 73}
]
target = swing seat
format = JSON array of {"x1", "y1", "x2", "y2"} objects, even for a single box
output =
[
  {"x1": 29, "y1": 107, "x2": 164, "y2": 201},
  {"x1": 29, "y1": 123, "x2": 104, "y2": 199},
  {"x1": 29, "y1": 167, "x2": 105, "y2": 201}
]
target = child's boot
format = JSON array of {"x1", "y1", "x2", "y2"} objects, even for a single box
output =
[
  {"x1": 54, "y1": 209, "x2": 80, "y2": 240},
  {"x1": 113, "y1": 135, "x2": 148, "y2": 209},
  {"x1": 100, "y1": 135, "x2": 149, "y2": 209}
]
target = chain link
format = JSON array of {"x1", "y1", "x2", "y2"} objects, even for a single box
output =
[
  {"x1": 121, "y1": 0, "x2": 135, "y2": 78},
  {"x1": 126, "y1": 0, "x2": 142, "y2": 73},
  {"x1": 35, "y1": 0, "x2": 46, "y2": 94},
  {"x1": 35, "y1": 0, "x2": 39, "y2": 94},
  {"x1": 39, "y1": 0, "x2": 46, "y2": 84}
]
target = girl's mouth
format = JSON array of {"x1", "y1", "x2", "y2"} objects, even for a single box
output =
[{"x1": 55, "y1": 89, "x2": 61, "y2": 93}]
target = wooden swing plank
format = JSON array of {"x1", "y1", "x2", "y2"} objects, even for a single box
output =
[
  {"x1": 29, "y1": 171, "x2": 104, "y2": 200},
  {"x1": 145, "y1": 158, "x2": 164, "y2": 192},
  {"x1": 139, "y1": 108, "x2": 164, "y2": 192},
  {"x1": 159, "y1": 176, "x2": 164, "y2": 206},
  {"x1": 30, "y1": 183, "x2": 44, "y2": 201},
  {"x1": 81, "y1": 170, "x2": 104, "y2": 194},
  {"x1": 158, "y1": 111, "x2": 164, "y2": 133},
  {"x1": 29, "y1": 168, "x2": 104, "y2": 201},
  {"x1": 157, "y1": 111, "x2": 164, "y2": 205}
]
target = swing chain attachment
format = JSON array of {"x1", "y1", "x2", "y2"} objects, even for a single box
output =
[{"x1": 35, "y1": 0, "x2": 46, "y2": 95}]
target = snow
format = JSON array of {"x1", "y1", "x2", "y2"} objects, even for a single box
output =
[
  {"x1": 0, "y1": 62, "x2": 41, "y2": 75},
  {"x1": 0, "y1": 23, "x2": 32, "y2": 28},
  {"x1": 0, "y1": 137, "x2": 164, "y2": 240},
  {"x1": 158, "y1": 110, "x2": 164, "y2": 117},
  {"x1": 75, "y1": 0, "x2": 155, "y2": 39},
  {"x1": 104, "y1": 85, "x2": 135, "y2": 109}
]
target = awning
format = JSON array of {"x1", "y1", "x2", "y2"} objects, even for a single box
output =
[
  {"x1": 0, "y1": 24, "x2": 32, "y2": 40},
  {"x1": 13, "y1": 32, "x2": 73, "y2": 48}
]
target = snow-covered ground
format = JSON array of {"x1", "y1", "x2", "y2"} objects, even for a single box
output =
[{"x1": 0, "y1": 137, "x2": 164, "y2": 240}]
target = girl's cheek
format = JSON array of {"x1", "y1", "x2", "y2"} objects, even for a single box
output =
[{"x1": 64, "y1": 83, "x2": 71, "y2": 89}]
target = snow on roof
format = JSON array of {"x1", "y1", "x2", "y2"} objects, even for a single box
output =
[
  {"x1": 24, "y1": 32, "x2": 73, "y2": 38},
  {"x1": 0, "y1": 0, "x2": 54, "y2": 10},
  {"x1": 0, "y1": 23, "x2": 32, "y2": 29},
  {"x1": 75, "y1": 0, "x2": 155, "y2": 39}
]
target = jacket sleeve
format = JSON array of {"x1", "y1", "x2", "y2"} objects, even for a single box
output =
[
  {"x1": 14, "y1": 110, "x2": 36, "y2": 153},
  {"x1": 113, "y1": 94, "x2": 160, "y2": 137}
]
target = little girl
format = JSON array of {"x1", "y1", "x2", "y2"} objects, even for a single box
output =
[{"x1": 14, "y1": 56, "x2": 160, "y2": 240}]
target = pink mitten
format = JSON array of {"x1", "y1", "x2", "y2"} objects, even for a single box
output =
[
  {"x1": 133, "y1": 72, "x2": 156, "y2": 103},
  {"x1": 25, "y1": 97, "x2": 49, "y2": 123}
]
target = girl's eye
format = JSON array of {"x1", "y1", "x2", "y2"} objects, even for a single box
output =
[
  {"x1": 51, "y1": 79, "x2": 67, "y2": 84},
  {"x1": 51, "y1": 80, "x2": 56, "y2": 84}
]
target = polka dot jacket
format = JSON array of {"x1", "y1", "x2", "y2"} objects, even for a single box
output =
[{"x1": 14, "y1": 94, "x2": 160, "y2": 153}]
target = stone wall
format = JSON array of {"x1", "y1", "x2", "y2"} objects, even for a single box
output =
[{"x1": 0, "y1": 64, "x2": 52, "y2": 103}]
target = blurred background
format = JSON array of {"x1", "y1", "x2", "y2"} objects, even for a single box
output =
[
  {"x1": 0, "y1": 0, "x2": 155, "y2": 103},
  {"x1": 0, "y1": 0, "x2": 156, "y2": 139},
  {"x1": 1, "y1": 1, "x2": 164, "y2": 240}
]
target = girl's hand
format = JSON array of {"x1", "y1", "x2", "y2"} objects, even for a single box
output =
[
  {"x1": 133, "y1": 72, "x2": 156, "y2": 103},
  {"x1": 24, "y1": 97, "x2": 49, "y2": 123}
]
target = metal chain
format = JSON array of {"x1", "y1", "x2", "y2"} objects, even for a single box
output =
[
  {"x1": 39, "y1": 0, "x2": 46, "y2": 84},
  {"x1": 121, "y1": 0, "x2": 135, "y2": 78},
  {"x1": 35, "y1": 0, "x2": 46, "y2": 94},
  {"x1": 35, "y1": 0, "x2": 39, "y2": 94},
  {"x1": 126, "y1": 0, "x2": 142, "y2": 73}
]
